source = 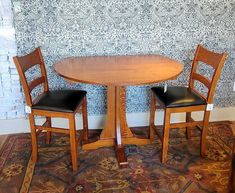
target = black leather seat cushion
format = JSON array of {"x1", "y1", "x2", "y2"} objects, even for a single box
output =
[
  {"x1": 151, "y1": 86, "x2": 206, "y2": 108},
  {"x1": 32, "y1": 90, "x2": 86, "y2": 113}
]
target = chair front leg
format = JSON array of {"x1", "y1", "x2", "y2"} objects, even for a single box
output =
[
  {"x1": 46, "y1": 117, "x2": 52, "y2": 144},
  {"x1": 29, "y1": 114, "x2": 38, "y2": 162},
  {"x1": 201, "y1": 110, "x2": 210, "y2": 157},
  {"x1": 82, "y1": 97, "x2": 89, "y2": 141},
  {"x1": 161, "y1": 108, "x2": 171, "y2": 163},
  {"x1": 186, "y1": 112, "x2": 192, "y2": 139},
  {"x1": 69, "y1": 114, "x2": 78, "y2": 171},
  {"x1": 149, "y1": 93, "x2": 156, "y2": 141}
]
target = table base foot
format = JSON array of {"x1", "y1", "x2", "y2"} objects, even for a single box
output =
[
  {"x1": 114, "y1": 142, "x2": 128, "y2": 168},
  {"x1": 83, "y1": 139, "x2": 114, "y2": 150},
  {"x1": 122, "y1": 137, "x2": 151, "y2": 145}
]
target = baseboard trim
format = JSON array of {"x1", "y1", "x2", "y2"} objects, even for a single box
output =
[{"x1": 0, "y1": 107, "x2": 234, "y2": 135}]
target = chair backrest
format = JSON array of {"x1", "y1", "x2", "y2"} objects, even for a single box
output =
[
  {"x1": 189, "y1": 45, "x2": 228, "y2": 104},
  {"x1": 13, "y1": 47, "x2": 49, "y2": 106}
]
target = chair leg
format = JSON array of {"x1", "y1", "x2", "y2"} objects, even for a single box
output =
[
  {"x1": 149, "y1": 93, "x2": 156, "y2": 141},
  {"x1": 201, "y1": 110, "x2": 210, "y2": 157},
  {"x1": 69, "y1": 114, "x2": 78, "y2": 171},
  {"x1": 82, "y1": 97, "x2": 88, "y2": 141},
  {"x1": 46, "y1": 117, "x2": 52, "y2": 144},
  {"x1": 161, "y1": 109, "x2": 170, "y2": 163},
  {"x1": 29, "y1": 114, "x2": 38, "y2": 162},
  {"x1": 186, "y1": 112, "x2": 191, "y2": 139}
]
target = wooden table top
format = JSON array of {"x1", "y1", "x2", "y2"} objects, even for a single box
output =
[{"x1": 54, "y1": 54, "x2": 183, "y2": 86}]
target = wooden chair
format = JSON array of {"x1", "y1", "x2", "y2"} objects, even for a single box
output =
[
  {"x1": 13, "y1": 47, "x2": 88, "y2": 171},
  {"x1": 149, "y1": 45, "x2": 228, "y2": 163}
]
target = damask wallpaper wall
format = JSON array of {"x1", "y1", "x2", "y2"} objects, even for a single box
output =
[{"x1": 13, "y1": 0, "x2": 235, "y2": 116}]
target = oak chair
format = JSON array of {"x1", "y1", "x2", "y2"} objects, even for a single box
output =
[
  {"x1": 13, "y1": 47, "x2": 88, "y2": 171},
  {"x1": 149, "y1": 44, "x2": 228, "y2": 163}
]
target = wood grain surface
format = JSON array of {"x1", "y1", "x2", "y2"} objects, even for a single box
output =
[{"x1": 54, "y1": 54, "x2": 183, "y2": 86}]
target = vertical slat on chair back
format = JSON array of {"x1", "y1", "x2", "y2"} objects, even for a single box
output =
[
  {"x1": 13, "y1": 47, "x2": 49, "y2": 106},
  {"x1": 189, "y1": 45, "x2": 228, "y2": 104}
]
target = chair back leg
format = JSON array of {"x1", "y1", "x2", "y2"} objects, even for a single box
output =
[
  {"x1": 186, "y1": 112, "x2": 192, "y2": 139},
  {"x1": 69, "y1": 114, "x2": 78, "y2": 171},
  {"x1": 29, "y1": 114, "x2": 38, "y2": 162},
  {"x1": 149, "y1": 94, "x2": 156, "y2": 141},
  {"x1": 161, "y1": 109, "x2": 171, "y2": 163},
  {"x1": 45, "y1": 117, "x2": 52, "y2": 144},
  {"x1": 201, "y1": 110, "x2": 210, "y2": 157},
  {"x1": 82, "y1": 97, "x2": 89, "y2": 141}
]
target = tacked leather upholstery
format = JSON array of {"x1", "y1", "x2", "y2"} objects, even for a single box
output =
[
  {"x1": 32, "y1": 90, "x2": 87, "y2": 113},
  {"x1": 151, "y1": 86, "x2": 206, "y2": 108}
]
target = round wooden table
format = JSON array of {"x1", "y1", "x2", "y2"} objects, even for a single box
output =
[{"x1": 54, "y1": 54, "x2": 183, "y2": 167}]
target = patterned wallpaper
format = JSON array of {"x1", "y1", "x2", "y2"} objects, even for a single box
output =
[{"x1": 13, "y1": 0, "x2": 235, "y2": 115}]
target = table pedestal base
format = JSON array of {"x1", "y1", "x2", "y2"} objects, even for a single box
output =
[
  {"x1": 83, "y1": 138, "x2": 114, "y2": 150},
  {"x1": 82, "y1": 86, "x2": 151, "y2": 167}
]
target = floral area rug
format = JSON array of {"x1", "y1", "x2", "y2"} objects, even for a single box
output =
[{"x1": 0, "y1": 121, "x2": 233, "y2": 193}]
